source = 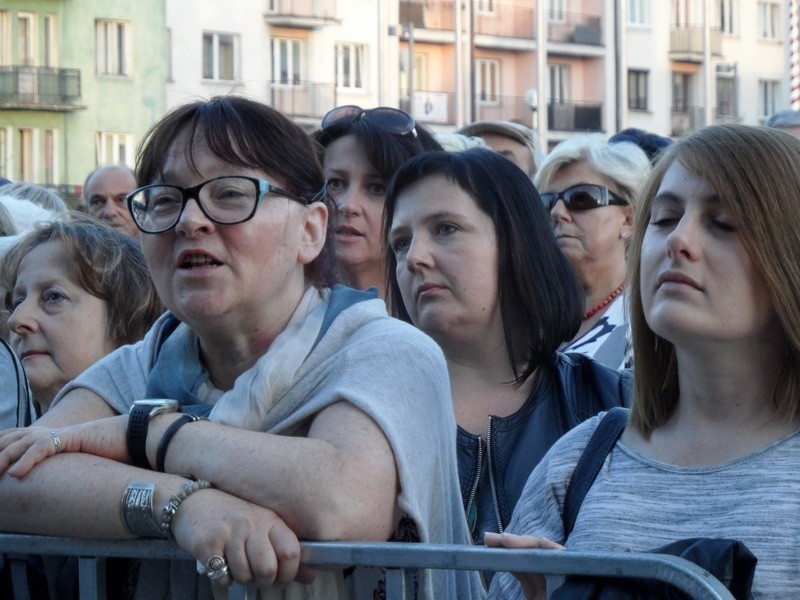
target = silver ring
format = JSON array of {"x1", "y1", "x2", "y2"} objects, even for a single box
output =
[
  {"x1": 50, "y1": 431, "x2": 62, "y2": 454},
  {"x1": 207, "y1": 564, "x2": 229, "y2": 581},
  {"x1": 205, "y1": 554, "x2": 226, "y2": 572}
]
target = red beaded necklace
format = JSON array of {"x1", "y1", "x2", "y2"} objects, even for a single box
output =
[{"x1": 583, "y1": 283, "x2": 625, "y2": 321}]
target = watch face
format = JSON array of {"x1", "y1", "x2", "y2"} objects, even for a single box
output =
[{"x1": 130, "y1": 399, "x2": 179, "y2": 413}]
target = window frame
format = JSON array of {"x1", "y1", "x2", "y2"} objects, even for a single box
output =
[
  {"x1": 717, "y1": 0, "x2": 737, "y2": 35},
  {"x1": 202, "y1": 31, "x2": 239, "y2": 81},
  {"x1": 335, "y1": 42, "x2": 366, "y2": 91},
  {"x1": 475, "y1": 58, "x2": 500, "y2": 104},
  {"x1": 628, "y1": 0, "x2": 648, "y2": 25},
  {"x1": 271, "y1": 37, "x2": 304, "y2": 86},
  {"x1": 628, "y1": 69, "x2": 649, "y2": 111},
  {"x1": 96, "y1": 131, "x2": 135, "y2": 167},
  {"x1": 759, "y1": 79, "x2": 780, "y2": 119},
  {"x1": 95, "y1": 19, "x2": 131, "y2": 77},
  {"x1": 549, "y1": 63, "x2": 570, "y2": 104},
  {"x1": 758, "y1": 1, "x2": 781, "y2": 40}
]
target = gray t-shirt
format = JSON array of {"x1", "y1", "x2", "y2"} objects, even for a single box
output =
[{"x1": 489, "y1": 413, "x2": 800, "y2": 599}]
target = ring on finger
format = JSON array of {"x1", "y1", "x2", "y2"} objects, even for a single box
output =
[
  {"x1": 205, "y1": 554, "x2": 227, "y2": 572},
  {"x1": 207, "y1": 564, "x2": 230, "y2": 581},
  {"x1": 50, "y1": 431, "x2": 62, "y2": 454}
]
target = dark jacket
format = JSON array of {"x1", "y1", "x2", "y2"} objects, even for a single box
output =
[{"x1": 456, "y1": 352, "x2": 631, "y2": 547}]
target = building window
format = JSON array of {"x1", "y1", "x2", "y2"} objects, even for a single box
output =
[
  {"x1": 628, "y1": 70, "x2": 648, "y2": 110},
  {"x1": 335, "y1": 43, "x2": 365, "y2": 90},
  {"x1": 758, "y1": 2, "x2": 781, "y2": 40},
  {"x1": 272, "y1": 38, "x2": 303, "y2": 85},
  {"x1": 43, "y1": 129, "x2": 55, "y2": 185},
  {"x1": 18, "y1": 13, "x2": 36, "y2": 67},
  {"x1": 548, "y1": 0, "x2": 567, "y2": 22},
  {"x1": 476, "y1": 0, "x2": 496, "y2": 13},
  {"x1": 96, "y1": 19, "x2": 130, "y2": 76},
  {"x1": 549, "y1": 63, "x2": 569, "y2": 103},
  {"x1": 759, "y1": 80, "x2": 780, "y2": 118},
  {"x1": 475, "y1": 58, "x2": 499, "y2": 103},
  {"x1": 96, "y1": 132, "x2": 134, "y2": 167},
  {"x1": 203, "y1": 32, "x2": 238, "y2": 81},
  {"x1": 628, "y1": 0, "x2": 648, "y2": 25},
  {"x1": 717, "y1": 0, "x2": 737, "y2": 35},
  {"x1": 0, "y1": 11, "x2": 9, "y2": 65},
  {"x1": 0, "y1": 128, "x2": 8, "y2": 179},
  {"x1": 672, "y1": 72, "x2": 692, "y2": 112},
  {"x1": 18, "y1": 128, "x2": 33, "y2": 182},
  {"x1": 44, "y1": 14, "x2": 57, "y2": 67},
  {"x1": 716, "y1": 76, "x2": 736, "y2": 116}
]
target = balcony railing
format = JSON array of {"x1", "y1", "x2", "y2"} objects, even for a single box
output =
[
  {"x1": 264, "y1": 0, "x2": 337, "y2": 28},
  {"x1": 399, "y1": 1, "x2": 535, "y2": 39},
  {"x1": 670, "y1": 26, "x2": 723, "y2": 61},
  {"x1": 548, "y1": 11, "x2": 603, "y2": 46},
  {"x1": 400, "y1": 91, "x2": 535, "y2": 127},
  {"x1": 267, "y1": 81, "x2": 335, "y2": 119},
  {"x1": 0, "y1": 535, "x2": 735, "y2": 600},
  {"x1": 548, "y1": 101, "x2": 603, "y2": 132},
  {"x1": 0, "y1": 66, "x2": 83, "y2": 111},
  {"x1": 671, "y1": 106, "x2": 742, "y2": 136}
]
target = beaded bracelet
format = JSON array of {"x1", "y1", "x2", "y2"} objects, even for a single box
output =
[{"x1": 160, "y1": 479, "x2": 213, "y2": 538}]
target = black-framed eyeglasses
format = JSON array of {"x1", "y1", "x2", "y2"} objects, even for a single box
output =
[
  {"x1": 126, "y1": 175, "x2": 307, "y2": 234},
  {"x1": 540, "y1": 184, "x2": 628, "y2": 212},
  {"x1": 321, "y1": 105, "x2": 417, "y2": 138}
]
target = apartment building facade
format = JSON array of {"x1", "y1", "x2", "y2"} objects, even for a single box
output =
[
  {"x1": 0, "y1": 0, "x2": 167, "y2": 192},
  {"x1": 0, "y1": 1, "x2": 793, "y2": 188}
]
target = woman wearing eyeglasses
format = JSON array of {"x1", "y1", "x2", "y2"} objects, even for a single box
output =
[
  {"x1": 385, "y1": 148, "x2": 629, "y2": 586},
  {"x1": 313, "y1": 105, "x2": 441, "y2": 300},
  {"x1": 0, "y1": 97, "x2": 482, "y2": 599},
  {"x1": 534, "y1": 135, "x2": 650, "y2": 369}
]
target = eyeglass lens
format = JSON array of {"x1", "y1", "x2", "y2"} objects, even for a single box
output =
[
  {"x1": 130, "y1": 176, "x2": 259, "y2": 232},
  {"x1": 541, "y1": 185, "x2": 608, "y2": 212}
]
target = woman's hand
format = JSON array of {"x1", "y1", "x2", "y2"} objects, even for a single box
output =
[
  {"x1": 0, "y1": 416, "x2": 129, "y2": 477},
  {"x1": 484, "y1": 532, "x2": 563, "y2": 600},
  {"x1": 172, "y1": 487, "x2": 316, "y2": 588}
]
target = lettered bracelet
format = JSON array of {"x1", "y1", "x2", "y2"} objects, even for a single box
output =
[
  {"x1": 121, "y1": 482, "x2": 168, "y2": 539},
  {"x1": 156, "y1": 414, "x2": 208, "y2": 473},
  {"x1": 160, "y1": 479, "x2": 213, "y2": 538}
]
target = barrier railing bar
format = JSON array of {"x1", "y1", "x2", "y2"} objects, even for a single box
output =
[{"x1": 0, "y1": 535, "x2": 735, "y2": 600}]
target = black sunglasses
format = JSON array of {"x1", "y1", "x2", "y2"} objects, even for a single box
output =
[
  {"x1": 321, "y1": 105, "x2": 417, "y2": 138},
  {"x1": 540, "y1": 184, "x2": 628, "y2": 212}
]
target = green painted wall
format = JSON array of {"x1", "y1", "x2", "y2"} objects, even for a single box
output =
[{"x1": 0, "y1": 0, "x2": 167, "y2": 191}]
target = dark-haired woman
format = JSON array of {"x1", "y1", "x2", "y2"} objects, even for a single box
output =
[
  {"x1": 384, "y1": 148, "x2": 629, "y2": 585},
  {"x1": 0, "y1": 97, "x2": 482, "y2": 599},
  {"x1": 314, "y1": 105, "x2": 440, "y2": 299}
]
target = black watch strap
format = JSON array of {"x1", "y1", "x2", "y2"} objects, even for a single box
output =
[{"x1": 127, "y1": 404, "x2": 155, "y2": 469}]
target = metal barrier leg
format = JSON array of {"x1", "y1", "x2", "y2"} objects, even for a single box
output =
[
  {"x1": 384, "y1": 568, "x2": 408, "y2": 600},
  {"x1": 9, "y1": 557, "x2": 30, "y2": 600},
  {"x1": 78, "y1": 557, "x2": 106, "y2": 600}
]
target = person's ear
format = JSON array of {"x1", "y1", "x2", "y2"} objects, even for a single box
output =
[
  {"x1": 620, "y1": 204, "x2": 634, "y2": 240},
  {"x1": 298, "y1": 201, "x2": 328, "y2": 265}
]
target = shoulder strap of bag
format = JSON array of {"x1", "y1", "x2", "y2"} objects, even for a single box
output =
[{"x1": 562, "y1": 407, "x2": 629, "y2": 539}]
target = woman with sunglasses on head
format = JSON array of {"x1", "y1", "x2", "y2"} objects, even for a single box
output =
[
  {"x1": 385, "y1": 148, "x2": 629, "y2": 586},
  {"x1": 487, "y1": 124, "x2": 800, "y2": 599},
  {"x1": 0, "y1": 97, "x2": 482, "y2": 599},
  {"x1": 313, "y1": 105, "x2": 441, "y2": 300},
  {"x1": 535, "y1": 135, "x2": 650, "y2": 369}
]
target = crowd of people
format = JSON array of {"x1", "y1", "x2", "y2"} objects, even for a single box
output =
[{"x1": 1, "y1": 97, "x2": 799, "y2": 600}]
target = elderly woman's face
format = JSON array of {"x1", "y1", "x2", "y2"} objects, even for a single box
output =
[
  {"x1": 139, "y1": 130, "x2": 323, "y2": 330},
  {"x1": 7, "y1": 241, "x2": 116, "y2": 407},
  {"x1": 542, "y1": 161, "x2": 633, "y2": 278}
]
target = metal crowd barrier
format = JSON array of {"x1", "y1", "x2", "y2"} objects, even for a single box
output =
[{"x1": 0, "y1": 534, "x2": 734, "y2": 600}]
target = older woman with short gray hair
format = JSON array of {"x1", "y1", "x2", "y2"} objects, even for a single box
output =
[{"x1": 535, "y1": 134, "x2": 650, "y2": 369}]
